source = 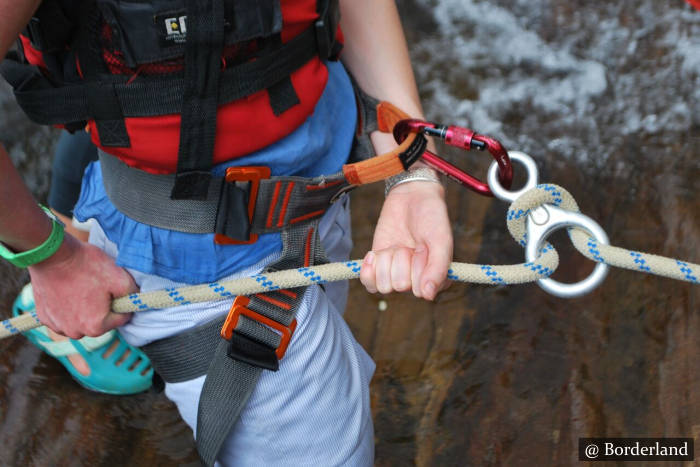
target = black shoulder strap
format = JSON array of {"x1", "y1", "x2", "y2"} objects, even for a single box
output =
[
  {"x1": 74, "y1": 2, "x2": 131, "y2": 147},
  {"x1": 170, "y1": 0, "x2": 226, "y2": 200}
]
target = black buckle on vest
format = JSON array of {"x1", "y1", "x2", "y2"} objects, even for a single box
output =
[
  {"x1": 221, "y1": 296, "x2": 297, "y2": 372},
  {"x1": 25, "y1": 18, "x2": 46, "y2": 51},
  {"x1": 214, "y1": 166, "x2": 271, "y2": 245}
]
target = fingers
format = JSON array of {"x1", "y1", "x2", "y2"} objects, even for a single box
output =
[
  {"x1": 29, "y1": 254, "x2": 139, "y2": 338},
  {"x1": 361, "y1": 247, "x2": 413, "y2": 295},
  {"x1": 112, "y1": 267, "x2": 139, "y2": 297},
  {"x1": 390, "y1": 248, "x2": 412, "y2": 292},
  {"x1": 96, "y1": 268, "x2": 137, "y2": 335},
  {"x1": 360, "y1": 251, "x2": 377, "y2": 293},
  {"x1": 360, "y1": 245, "x2": 448, "y2": 299}
]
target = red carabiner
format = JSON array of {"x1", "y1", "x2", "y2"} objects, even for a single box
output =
[{"x1": 393, "y1": 119, "x2": 513, "y2": 196}]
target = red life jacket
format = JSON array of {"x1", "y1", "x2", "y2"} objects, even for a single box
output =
[{"x1": 3, "y1": 0, "x2": 342, "y2": 198}]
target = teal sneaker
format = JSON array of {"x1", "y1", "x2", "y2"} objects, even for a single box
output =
[{"x1": 12, "y1": 284, "x2": 153, "y2": 395}]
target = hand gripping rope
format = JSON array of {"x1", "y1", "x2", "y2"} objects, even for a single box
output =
[{"x1": 1, "y1": 145, "x2": 697, "y2": 340}]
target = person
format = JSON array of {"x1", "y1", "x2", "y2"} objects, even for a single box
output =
[
  {"x1": 0, "y1": 0, "x2": 452, "y2": 465},
  {"x1": 11, "y1": 130, "x2": 153, "y2": 395}
]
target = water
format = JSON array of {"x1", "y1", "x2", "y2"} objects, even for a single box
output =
[{"x1": 1, "y1": 1, "x2": 698, "y2": 465}]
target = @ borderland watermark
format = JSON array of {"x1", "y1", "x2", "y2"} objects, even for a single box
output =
[{"x1": 579, "y1": 438, "x2": 694, "y2": 461}]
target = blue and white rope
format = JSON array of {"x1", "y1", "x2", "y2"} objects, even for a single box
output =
[
  {"x1": 1, "y1": 184, "x2": 696, "y2": 339},
  {"x1": 1, "y1": 253, "x2": 559, "y2": 338},
  {"x1": 507, "y1": 184, "x2": 700, "y2": 284}
]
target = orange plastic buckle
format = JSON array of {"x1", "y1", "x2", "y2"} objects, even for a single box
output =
[
  {"x1": 220, "y1": 296, "x2": 297, "y2": 360},
  {"x1": 214, "y1": 166, "x2": 271, "y2": 245}
]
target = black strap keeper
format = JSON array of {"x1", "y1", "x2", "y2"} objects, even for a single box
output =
[
  {"x1": 151, "y1": 372, "x2": 165, "y2": 393},
  {"x1": 86, "y1": 83, "x2": 131, "y2": 147},
  {"x1": 25, "y1": 18, "x2": 46, "y2": 51},
  {"x1": 227, "y1": 332, "x2": 279, "y2": 372},
  {"x1": 268, "y1": 76, "x2": 301, "y2": 116},
  {"x1": 170, "y1": 171, "x2": 213, "y2": 200},
  {"x1": 214, "y1": 182, "x2": 251, "y2": 241},
  {"x1": 399, "y1": 134, "x2": 428, "y2": 170}
]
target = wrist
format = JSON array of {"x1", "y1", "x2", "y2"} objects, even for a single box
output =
[
  {"x1": 28, "y1": 231, "x2": 78, "y2": 271},
  {"x1": 0, "y1": 205, "x2": 65, "y2": 268},
  {"x1": 384, "y1": 167, "x2": 443, "y2": 197}
]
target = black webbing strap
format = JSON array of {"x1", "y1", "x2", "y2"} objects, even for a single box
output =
[
  {"x1": 142, "y1": 223, "x2": 327, "y2": 466},
  {"x1": 171, "y1": 0, "x2": 225, "y2": 200},
  {"x1": 316, "y1": 0, "x2": 342, "y2": 60},
  {"x1": 347, "y1": 80, "x2": 381, "y2": 164},
  {"x1": 73, "y1": 5, "x2": 130, "y2": 147},
  {"x1": 85, "y1": 82, "x2": 130, "y2": 147},
  {"x1": 266, "y1": 33, "x2": 301, "y2": 116}
]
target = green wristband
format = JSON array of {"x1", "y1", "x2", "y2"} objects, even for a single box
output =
[{"x1": 0, "y1": 205, "x2": 65, "y2": 268}]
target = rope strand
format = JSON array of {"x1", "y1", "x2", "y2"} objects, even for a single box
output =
[{"x1": 1, "y1": 184, "x2": 696, "y2": 340}]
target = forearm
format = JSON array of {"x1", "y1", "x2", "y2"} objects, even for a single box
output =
[
  {"x1": 0, "y1": 145, "x2": 54, "y2": 252},
  {"x1": 0, "y1": 0, "x2": 52, "y2": 251},
  {"x1": 339, "y1": 0, "x2": 425, "y2": 119},
  {"x1": 0, "y1": 0, "x2": 40, "y2": 55}
]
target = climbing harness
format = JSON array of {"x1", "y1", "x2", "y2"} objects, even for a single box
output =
[{"x1": 96, "y1": 89, "x2": 429, "y2": 243}]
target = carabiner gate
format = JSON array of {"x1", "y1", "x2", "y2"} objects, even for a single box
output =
[{"x1": 392, "y1": 119, "x2": 513, "y2": 196}]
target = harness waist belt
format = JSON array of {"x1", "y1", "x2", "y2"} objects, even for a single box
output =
[{"x1": 99, "y1": 150, "x2": 351, "y2": 241}]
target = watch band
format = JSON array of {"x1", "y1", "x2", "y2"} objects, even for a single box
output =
[{"x1": 0, "y1": 205, "x2": 65, "y2": 268}]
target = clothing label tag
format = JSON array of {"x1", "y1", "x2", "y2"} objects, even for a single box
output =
[{"x1": 156, "y1": 13, "x2": 187, "y2": 46}]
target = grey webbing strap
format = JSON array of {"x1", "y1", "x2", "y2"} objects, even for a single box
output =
[
  {"x1": 141, "y1": 287, "x2": 304, "y2": 384},
  {"x1": 98, "y1": 150, "x2": 349, "y2": 236},
  {"x1": 99, "y1": 149, "x2": 225, "y2": 233},
  {"x1": 142, "y1": 222, "x2": 326, "y2": 466},
  {"x1": 196, "y1": 340, "x2": 263, "y2": 465},
  {"x1": 197, "y1": 223, "x2": 323, "y2": 466},
  {"x1": 142, "y1": 316, "x2": 224, "y2": 383},
  {"x1": 346, "y1": 79, "x2": 380, "y2": 164}
]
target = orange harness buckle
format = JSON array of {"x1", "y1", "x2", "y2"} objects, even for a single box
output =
[
  {"x1": 221, "y1": 296, "x2": 297, "y2": 360},
  {"x1": 214, "y1": 166, "x2": 271, "y2": 245}
]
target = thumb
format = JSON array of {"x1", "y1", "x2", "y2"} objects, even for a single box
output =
[
  {"x1": 421, "y1": 236, "x2": 452, "y2": 301},
  {"x1": 103, "y1": 268, "x2": 139, "y2": 331},
  {"x1": 110, "y1": 267, "x2": 139, "y2": 299}
]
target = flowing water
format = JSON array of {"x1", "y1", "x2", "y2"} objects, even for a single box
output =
[{"x1": 1, "y1": 1, "x2": 698, "y2": 465}]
